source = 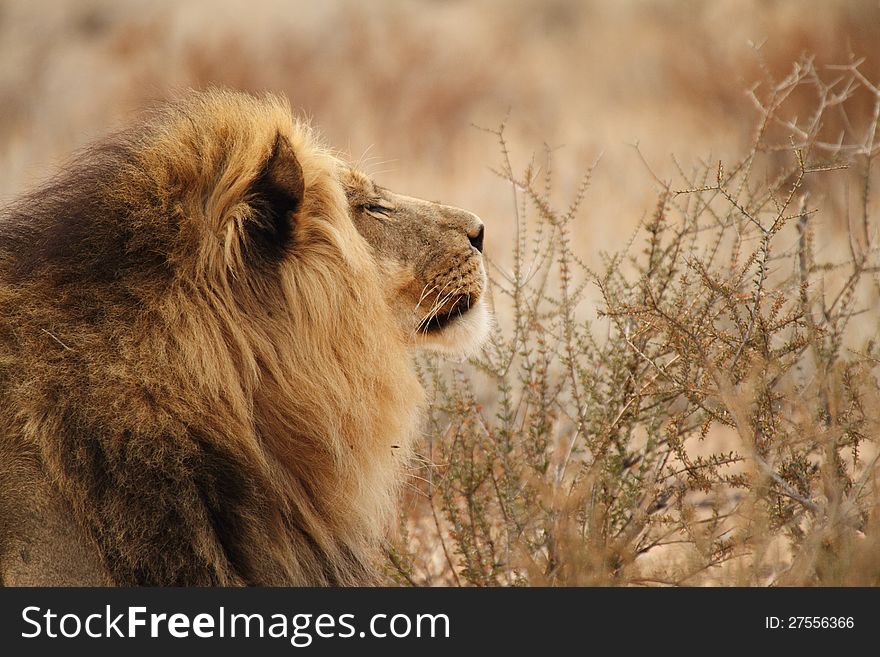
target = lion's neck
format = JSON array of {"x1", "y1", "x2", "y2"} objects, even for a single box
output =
[{"x1": 249, "y1": 335, "x2": 423, "y2": 582}]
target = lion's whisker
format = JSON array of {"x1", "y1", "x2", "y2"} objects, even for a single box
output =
[
  {"x1": 420, "y1": 280, "x2": 458, "y2": 326},
  {"x1": 418, "y1": 279, "x2": 455, "y2": 326},
  {"x1": 415, "y1": 282, "x2": 437, "y2": 313},
  {"x1": 419, "y1": 285, "x2": 464, "y2": 334}
]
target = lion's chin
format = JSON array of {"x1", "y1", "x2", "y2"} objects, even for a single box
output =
[{"x1": 415, "y1": 297, "x2": 492, "y2": 359}]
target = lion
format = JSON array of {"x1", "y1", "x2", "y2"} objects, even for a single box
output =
[{"x1": 0, "y1": 89, "x2": 490, "y2": 586}]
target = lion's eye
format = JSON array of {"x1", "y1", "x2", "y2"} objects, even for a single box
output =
[{"x1": 363, "y1": 203, "x2": 393, "y2": 218}]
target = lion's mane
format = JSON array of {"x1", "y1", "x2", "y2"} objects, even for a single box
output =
[{"x1": 0, "y1": 90, "x2": 423, "y2": 585}]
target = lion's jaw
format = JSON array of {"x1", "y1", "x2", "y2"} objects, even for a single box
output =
[{"x1": 411, "y1": 276, "x2": 492, "y2": 358}]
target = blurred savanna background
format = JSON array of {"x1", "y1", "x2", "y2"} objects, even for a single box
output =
[{"x1": 3, "y1": 0, "x2": 880, "y2": 586}]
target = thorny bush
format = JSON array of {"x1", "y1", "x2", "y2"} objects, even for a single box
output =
[{"x1": 388, "y1": 56, "x2": 880, "y2": 586}]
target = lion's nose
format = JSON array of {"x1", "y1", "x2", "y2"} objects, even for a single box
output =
[{"x1": 468, "y1": 224, "x2": 485, "y2": 253}]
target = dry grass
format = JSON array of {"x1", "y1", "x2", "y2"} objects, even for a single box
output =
[{"x1": 2, "y1": 0, "x2": 880, "y2": 586}]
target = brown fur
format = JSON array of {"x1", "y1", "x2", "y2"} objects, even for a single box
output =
[{"x1": 0, "y1": 90, "x2": 488, "y2": 585}]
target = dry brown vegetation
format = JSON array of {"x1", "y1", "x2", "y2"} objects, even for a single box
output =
[
  {"x1": 2, "y1": 0, "x2": 880, "y2": 586},
  {"x1": 389, "y1": 57, "x2": 880, "y2": 586}
]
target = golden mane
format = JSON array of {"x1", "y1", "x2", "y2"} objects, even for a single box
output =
[{"x1": 0, "y1": 90, "x2": 423, "y2": 585}]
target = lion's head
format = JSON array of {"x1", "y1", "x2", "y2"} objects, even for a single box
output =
[
  {"x1": 0, "y1": 89, "x2": 491, "y2": 585},
  {"x1": 343, "y1": 168, "x2": 490, "y2": 356}
]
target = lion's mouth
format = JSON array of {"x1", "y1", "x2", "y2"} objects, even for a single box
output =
[{"x1": 418, "y1": 294, "x2": 476, "y2": 334}]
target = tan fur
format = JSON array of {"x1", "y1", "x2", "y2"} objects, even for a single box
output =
[{"x1": 0, "y1": 90, "x2": 488, "y2": 585}]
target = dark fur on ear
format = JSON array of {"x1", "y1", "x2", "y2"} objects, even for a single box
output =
[{"x1": 245, "y1": 133, "x2": 305, "y2": 265}]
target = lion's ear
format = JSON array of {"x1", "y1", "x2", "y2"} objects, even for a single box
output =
[{"x1": 246, "y1": 133, "x2": 304, "y2": 264}]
